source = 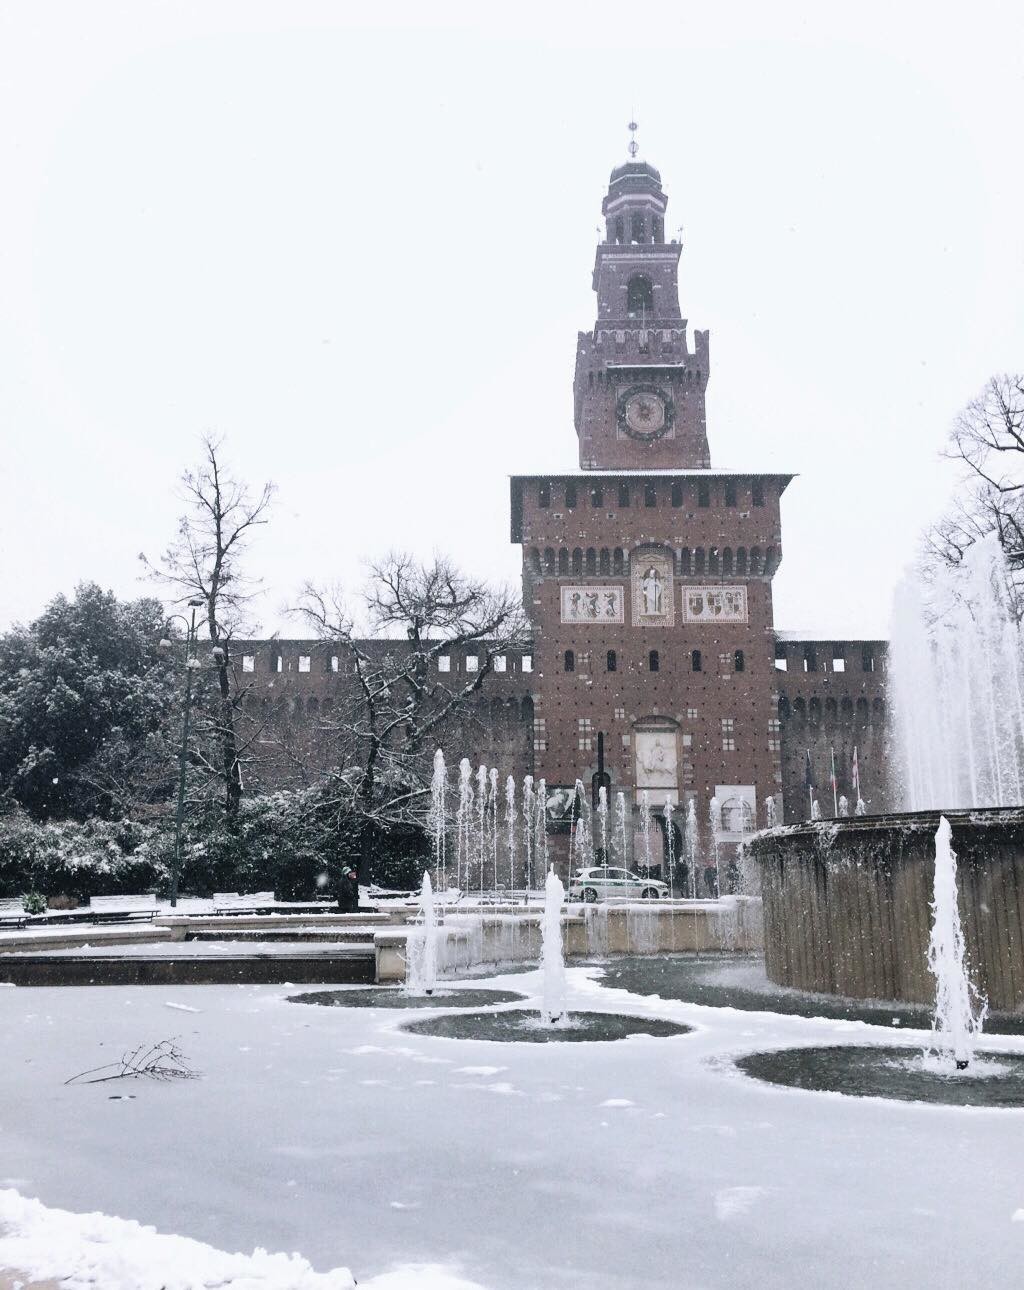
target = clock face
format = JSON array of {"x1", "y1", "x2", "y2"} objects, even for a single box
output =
[{"x1": 617, "y1": 385, "x2": 675, "y2": 441}]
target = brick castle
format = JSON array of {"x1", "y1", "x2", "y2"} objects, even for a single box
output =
[{"x1": 235, "y1": 149, "x2": 889, "y2": 871}]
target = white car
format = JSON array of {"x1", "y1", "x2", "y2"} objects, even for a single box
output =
[{"x1": 568, "y1": 866, "x2": 668, "y2": 902}]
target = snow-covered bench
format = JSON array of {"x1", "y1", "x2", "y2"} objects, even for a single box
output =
[
  {"x1": 212, "y1": 891, "x2": 276, "y2": 914},
  {"x1": 88, "y1": 894, "x2": 159, "y2": 922},
  {"x1": 0, "y1": 899, "x2": 27, "y2": 928}
]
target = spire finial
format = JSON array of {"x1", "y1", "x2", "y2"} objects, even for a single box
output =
[{"x1": 627, "y1": 118, "x2": 639, "y2": 159}]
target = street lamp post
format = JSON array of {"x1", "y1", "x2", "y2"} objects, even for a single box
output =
[{"x1": 165, "y1": 600, "x2": 204, "y2": 909}]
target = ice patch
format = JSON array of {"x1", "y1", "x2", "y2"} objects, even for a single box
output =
[
  {"x1": 714, "y1": 1185, "x2": 766, "y2": 1221},
  {"x1": 454, "y1": 1066, "x2": 506, "y2": 1076},
  {"x1": 599, "y1": 1098, "x2": 635, "y2": 1108},
  {"x1": 164, "y1": 1002, "x2": 201, "y2": 1013}
]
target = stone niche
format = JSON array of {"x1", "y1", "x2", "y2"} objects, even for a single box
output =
[
  {"x1": 635, "y1": 727, "x2": 678, "y2": 808},
  {"x1": 747, "y1": 808, "x2": 1024, "y2": 1012}
]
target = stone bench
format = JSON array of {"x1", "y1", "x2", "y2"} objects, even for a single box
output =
[{"x1": 211, "y1": 891, "x2": 276, "y2": 914}]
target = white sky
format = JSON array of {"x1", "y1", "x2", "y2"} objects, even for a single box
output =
[{"x1": 2, "y1": 0, "x2": 1023, "y2": 640}]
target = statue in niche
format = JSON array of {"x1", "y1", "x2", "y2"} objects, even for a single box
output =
[{"x1": 641, "y1": 566, "x2": 664, "y2": 617}]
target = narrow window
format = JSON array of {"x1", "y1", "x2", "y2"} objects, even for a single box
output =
[
  {"x1": 493, "y1": 654, "x2": 507, "y2": 673},
  {"x1": 274, "y1": 654, "x2": 283, "y2": 674},
  {"x1": 242, "y1": 654, "x2": 255, "y2": 673},
  {"x1": 644, "y1": 482, "x2": 657, "y2": 508},
  {"x1": 774, "y1": 645, "x2": 788, "y2": 672},
  {"x1": 804, "y1": 646, "x2": 818, "y2": 673},
  {"x1": 607, "y1": 650, "x2": 617, "y2": 672},
  {"x1": 752, "y1": 479, "x2": 765, "y2": 507},
  {"x1": 862, "y1": 646, "x2": 875, "y2": 673},
  {"x1": 298, "y1": 655, "x2": 311, "y2": 673},
  {"x1": 626, "y1": 275, "x2": 654, "y2": 316},
  {"x1": 649, "y1": 649, "x2": 660, "y2": 673},
  {"x1": 564, "y1": 649, "x2": 575, "y2": 673},
  {"x1": 522, "y1": 654, "x2": 533, "y2": 673},
  {"x1": 734, "y1": 649, "x2": 745, "y2": 672},
  {"x1": 538, "y1": 482, "x2": 550, "y2": 508},
  {"x1": 691, "y1": 649, "x2": 702, "y2": 672},
  {"x1": 697, "y1": 480, "x2": 711, "y2": 508},
  {"x1": 614, "y1": 215, "x2": 624, "y2": 243},
  {"x1": 618, "y1": 481, "x2": 630, "y2": 507},
  {"x1": 590, "y1": 485, "x2": 604, "y2": 507},
  {"x1": 438, "y1": 655, "x2": 451, "y2": 673},
  {"x1": 631, "y1": 212, "x2": 644, "y2": 242},
  {"x1": 725, "y1": 480, "x2": 737, "y2": 508},
  {"x1": 330, "y1": 655, "x2": 339, "y2": 673},
  {"x1": 565, "y1": 482, "x2": 577, "y2": 509},
  {"x1": 671, "y1": 481, "x2": 683, "y2": 508},
  {"x1": 832, "y1": 650, "x2": 846, "y2": 673},
  {"x1": 466, "y1": 655, "x2": 479, "y2": 673}
]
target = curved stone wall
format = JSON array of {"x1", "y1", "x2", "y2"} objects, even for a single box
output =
[{"x1": 747, "y1": 809, "x2": 1024, "y2": 1011}]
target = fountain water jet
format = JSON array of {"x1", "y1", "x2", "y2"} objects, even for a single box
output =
[
  {"x1": 406, "y1": 871, "x2": 439, "y2": 997},
  {"x1": 539, "y1": 868, "x2": 568, "y2": 1024},
  {"x1": 927, "y1": 816, "x2": 987, "y2": 1070}
]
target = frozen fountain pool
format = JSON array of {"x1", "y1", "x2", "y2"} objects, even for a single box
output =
[
  {"x1": 736, "y1": 1044, "x2": 1024, "y2": 1108},
  {"x1": 287, "y1": 986, "x2": 527, "y2": 1009},
  {"x1": 401, "y1": 1008, "x2": 691, "y2": 1043}
]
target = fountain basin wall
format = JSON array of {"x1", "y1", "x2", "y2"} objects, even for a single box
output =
[
  {"x1": 748, "y1": 810, "x2": 1024, "y2": 1010},
  {"x1": 373, "y1": 897, "x2": 762, "y2": 982}
]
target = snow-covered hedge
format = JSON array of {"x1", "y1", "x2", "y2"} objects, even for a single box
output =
[{"x1": 0, "y1": 811, "x2": 168, "y2": 900}]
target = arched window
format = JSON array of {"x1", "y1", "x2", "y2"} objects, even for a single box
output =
[
  {"x1": 590, "y1": 484, "x2": 604, "y2": 508},
  {"x1": 734, "y1": 649, "x2": 745, "y2": 673},
  {"x1": 564, "y1": 650, "x2": 575, "y2": 673},
  {"x1": 872, "y1": 696, "x2": 886, "y2": 723},
  {"x1": 630, "y1": 213, "x2": 645, "y2": 243},
  {"x1": 543, "y1": 548, "x2": 555, "y2": 574},
  {"x1": 680, "y1": 548, "x2": 692, "y2": 575},
  {"x1": 671, "y1": 481, "x2": 683, "y2": 507},
  {"x1": 614, "y1": 215, "x2": 624, "y2": 244},
  {"x1": 697, "y1": 480, "x2": 711, "y2": 508},
  {"x1": 626, "y1": 274, "x2": 654, "y2": 316},
  {"x1": 538, "y1": 482, "x2": 550, "y2": 508},
  {"x1": 722, "y1": 796, "x2": 755, "y2": 835},
  {"x1": 572, "y1": 548, "x2": 583, "y2": 575},
  {"x1": 725, "y1": 480, "x2": 737, "y2": 508},
  {"x1": 736, "y1": 548, "x2": 747, "y2": 575},
  {"x1": 709, "y1": 548, "x2": 720, "y2": 575},
  {"x1": 599, "y1": 548, "x2": 611, "y2": 574},
  {"x1": 825, "y1": 698, "x2": 837, "y2": 728},
  {"x1": 691, "y1": 649, "x2": 702, "y2": 672},
  {"x1": 530, "y1": 548, "x2": 541, "y2": 574},
  {"x1": 607, "y1": 650, "x2": 617, "y2": 672},
  {"x1": 694, "y1": 548, "x2": 706, "y2": 575},
  {"x1": 750, "y1": 546, "x2": 762, "y2": 574},
  {"x1": 752, "y1": 479, "x2": 765, "y2": 507},
  {"x1": 612, "y1": 547, "x2": 625, "y2": 574},
  {"x1": 565, "y1": 482, "x2": 577, "y2": 509},
  {"x1": 793, "y1": 697, "x2": 806, "y2": 723},
  {"x1": 649, "y1": 649, "x2": 660, "y2": 672},
  {"x1": 723, "y1": 548, "x2": 734, "y2": 576},
  {"x1": 618, "y1": 482, "x2": 630, "y2": 507},
  {"x1": 558, "y1": 548, "x2": 569, "y2": 574},
  {"x1": 809, "y1": 698, "x2": 822, "y2": 725},
  {"x1": 644, "y1": 482, "x2": 657, "y2": 508},
  {"x1": 585, "y1": 548, "x2": 597, "y2": 575},
  {"x1": 856, "y1": 697, "x2": 869, "y2": 723},
  {"x1": 779, "y1": 695, "x2": 791, "y2": 722},
  {"x1": 841, "y1": 697, "x2": 854, "y2": 723}
]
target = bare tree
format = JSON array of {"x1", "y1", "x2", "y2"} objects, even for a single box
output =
[
  {"x1": 141, "y1": 435, "x2": 275, "y2": 817},
  {"x1": 294, "y1": 554, "x2": 527, "y2": 896},
  {"x1": 925, "y1": 375, "x2": 1024, "y2": 571}
]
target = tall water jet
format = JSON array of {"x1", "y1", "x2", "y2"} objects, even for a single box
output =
[
  {"x1": 927, "y1": 816, "x2": 986, "y2": 1070},
  {"x1": 429, "y1": 750, "x2": 448, "y2": 892},
  {"x1": 539, "y1": 867, "x2": 567, "y2": 1024},
  {"x1": 764, "y1": 794, "x2": 777, "y2": 829},
  {"x1": 535, "y1": 778, "x2": 549, "y2": 877},
  {"x1": 708, "y1": 796, "x2": 722, "y2": 896},
  {"x1": 597, "y1": 786, "x2": 609, "y2": 864},
  {"x1": 456, "y1": 759, "x2": 474, "y2": 894},
  {"x1": 613, "y1": 792, "x2": 628, "y2": 868},
  {"x1": 685, "y1": 798, "x2": 700, "y2": 898},
  {"x1": 488, "y1": 768, "x2": 500, "y2": 894},
  {"x1": 574, "y1": 780, "x2": 594, "y2": 868},
  {"x1": 505, "y1": 775, "x2": 517, "y2": 894},
  {"x1": 475, "y1": 764, "x2": 488, "y2": 895},
  {"x1": 663, "y1": 800, "x2": 676, "y2": 896},
  {"x1": 892, "y1": 532, "x2": 1024, "y2": 810},
  {"x1": 406, "y1": 871, "x2": 439, "y2": 997},
  {"x1": 639, "y1": 791, "x2": 654, "y2": 873},
  {"x1": 522, "y1": 775, "x2": 535, "y2": 897}
]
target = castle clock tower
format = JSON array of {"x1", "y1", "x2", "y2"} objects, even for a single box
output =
[{"x1": 573, "y1": 155, "x2": 711, "y2": 470}]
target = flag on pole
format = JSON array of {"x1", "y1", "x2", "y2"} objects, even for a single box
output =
[
  {"x1": 830, "y1": 746, "x2": 839, "y2": 815},
  {"x1": 852, "y1": 746, "x2": 860, "y2": 797},
  {"x1": 804, "y1": 749, "x2": 815, "y2": 790}
]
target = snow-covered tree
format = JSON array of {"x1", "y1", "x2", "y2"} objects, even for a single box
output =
[{"x1": 0, "y1": 584, "x2": 178, "y2": 820}]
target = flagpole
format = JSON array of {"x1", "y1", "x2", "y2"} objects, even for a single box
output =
[{"x1": 831, "y1": 746, "x2": 838, "y2": 816}]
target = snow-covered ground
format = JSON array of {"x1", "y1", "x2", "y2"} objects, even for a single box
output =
[{"x1": 1, "y1": 967, "x2": 1023, "y2": 1289}]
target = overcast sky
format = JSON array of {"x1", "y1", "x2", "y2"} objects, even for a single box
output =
[{"x1": 2, "y1": 1, "x2": 1022, "y2": 640}]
